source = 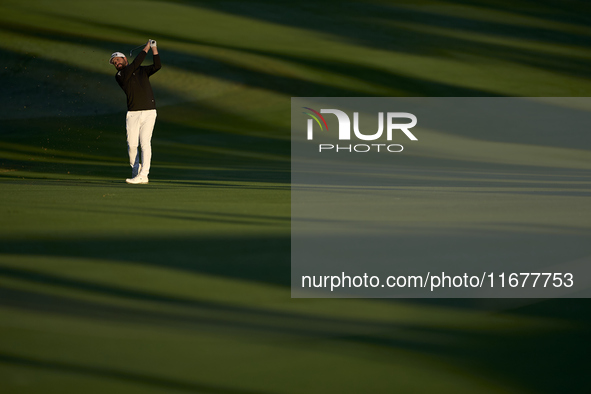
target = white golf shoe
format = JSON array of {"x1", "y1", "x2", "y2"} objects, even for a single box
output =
[{"x1": 126, "y1": 174, "x2": 149, "y2": 184}]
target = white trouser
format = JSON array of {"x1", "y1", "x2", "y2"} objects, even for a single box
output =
[{"x1": 126, "y1": 109, "x2": 157, "y2": 177}]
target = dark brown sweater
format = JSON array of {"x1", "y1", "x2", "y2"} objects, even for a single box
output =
[{"x1": 115, "y1": 51, "x2": 161, "y2": 111}]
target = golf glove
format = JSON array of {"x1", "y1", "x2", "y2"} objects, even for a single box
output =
[{"x1": 150, "y1": 40, "x2": 157, "y2": 48}]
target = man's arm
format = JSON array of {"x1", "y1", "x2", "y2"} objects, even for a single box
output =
[
  {"x1": 116, "y1": 41, "x2": 151, "y2": 81},
  {"x1": 145, "y1": 41, "x2": 161, "y2": 77}
]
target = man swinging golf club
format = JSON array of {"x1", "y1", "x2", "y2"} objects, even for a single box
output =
[{"x1": 110, "y1": 39, "x2": 160, "y2": 184}]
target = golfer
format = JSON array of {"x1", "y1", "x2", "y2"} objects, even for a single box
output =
[{"x1": 110, "y1": 39, "x2": 161, "y2": 184}]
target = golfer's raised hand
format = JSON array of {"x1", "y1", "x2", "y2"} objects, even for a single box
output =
[{"x1": 143, "y1": 40, "x2": 151, "y2": 53}]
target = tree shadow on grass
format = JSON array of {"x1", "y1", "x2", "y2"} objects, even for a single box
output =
[
  {"x1": 0, "y1": 20, "x2": 502, "y2": 100},
  {"x1": 0, "y1": 351, "x2": 274, "y2": 394},
  {"x1": 164, "y1": 0, "x2": 591, "y2": 81},
  {"x1": 0, "y1": 270, "x2": 589, "y2": 393},
  {"x1": 2, "y1": 4, "x2": 591, "y2": 392}
]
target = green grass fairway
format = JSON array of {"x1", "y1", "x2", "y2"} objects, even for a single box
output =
[{"x1": 1, "y1": 0, "x2": 591, "y2": 393}]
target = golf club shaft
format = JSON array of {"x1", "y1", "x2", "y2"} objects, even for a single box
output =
[{"x1": 129, "y1": 44, "x2": 145, "y2": 57}]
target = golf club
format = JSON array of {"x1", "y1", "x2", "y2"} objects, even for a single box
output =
[
  {"x1": 130, "y1": 40, "x2": 156, "y2": 57},
  {"x1": 129, "y1": 44, "x2": 145, "y2": 57}
]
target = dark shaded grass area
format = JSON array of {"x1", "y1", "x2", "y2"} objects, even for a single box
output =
[
  {"x1": 173, "y1": 0, "x2": 591, "y2": 81},
  {"x1": 0, "y1": 260, "x2": 589, "y2": 393},
  {"x1": 0, "y1": 232, "x2": 590, "y2": 392},
  {"x1": 0, "y1": 103, "x2": 291, "y2": 182}
]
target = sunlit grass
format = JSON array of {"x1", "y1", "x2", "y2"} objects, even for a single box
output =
[{"x1": 1, "y1": 0, "x2": 590, "y2": 392}]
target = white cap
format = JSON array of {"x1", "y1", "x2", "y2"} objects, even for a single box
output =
[{"x1": 109, "y1": 52, "x2": 126, "y2": 64}]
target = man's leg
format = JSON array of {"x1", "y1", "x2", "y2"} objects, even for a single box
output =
[
  {"x1": 126, "y1": 111, "x2": 141, "y2": 176},
  {"x1": 138, "y1": 109, "x2": 157, "y2": 177}
]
